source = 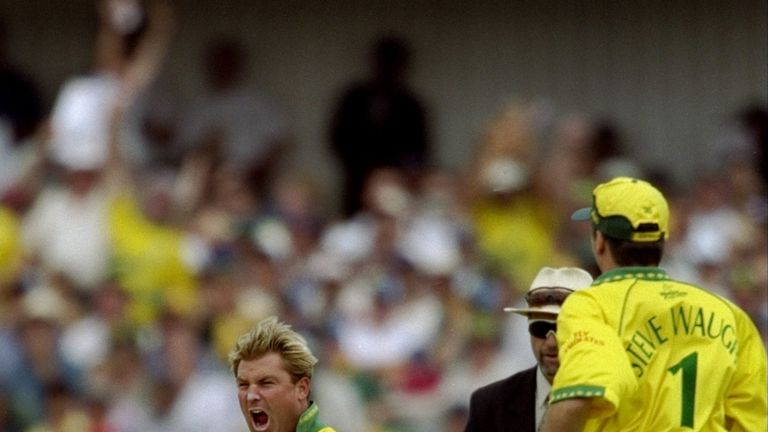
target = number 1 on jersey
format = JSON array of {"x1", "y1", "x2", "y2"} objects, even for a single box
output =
[{"x1": 668, "y1": 351, "x2": 698, "y2": 428}]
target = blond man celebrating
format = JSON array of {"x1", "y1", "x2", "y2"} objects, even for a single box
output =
[{"x1": 230, "y1": 317, "x2": 336, "y2": 432}]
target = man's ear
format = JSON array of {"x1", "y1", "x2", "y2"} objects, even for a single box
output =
[
  {"x1": 593, "y1": 230, "x2": 609, "y2": 266},
  {"x1": 295, "y1": 376, "x2": 310, "y2": 400},
  {"x1": 594, "y1": 230, "x2": 606, "y2": 255}
]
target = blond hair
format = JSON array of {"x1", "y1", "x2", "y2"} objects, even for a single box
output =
[{"x1": 228, "y1": 316, "x2": 318, "y2": 381}]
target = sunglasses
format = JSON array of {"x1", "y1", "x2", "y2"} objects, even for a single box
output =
[{"x1": 529, "y1": 321, "x2": 557, "y2": 339}]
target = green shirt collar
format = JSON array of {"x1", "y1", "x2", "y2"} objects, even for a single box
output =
[
  {"x1": 593, "y1": 267, "x2": 671, "y2": 285},
  {"x1": 297, "y1": 401, "x2": 328, "y2": 432}
]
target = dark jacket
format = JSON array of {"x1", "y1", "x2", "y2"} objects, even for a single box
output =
[{"x1": 464, "y1": 366, "x2": 538, "y2": 432}]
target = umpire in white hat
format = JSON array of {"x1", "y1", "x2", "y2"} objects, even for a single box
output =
[{"x1": 464, "y1": 266, "x2": 593, "y2": 432}]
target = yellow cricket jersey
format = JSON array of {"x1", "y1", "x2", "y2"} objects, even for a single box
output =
[
  {"x1": 296, "y1": 402, "x2": 336, "y2": 432},
  {"x1": 551, "y1": 267, "x2": 767, "y2": 432},
  {"x1": 109, "y1": 193, "x2": 199, "y2": 326}
]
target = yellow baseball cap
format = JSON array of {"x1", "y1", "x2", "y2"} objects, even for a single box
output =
[{"x1": 571, "y1": 177, "x2": 669, "y2": 242}]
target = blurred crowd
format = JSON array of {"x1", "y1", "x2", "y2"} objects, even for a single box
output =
[{"x1": 1, "y1": 1, "x2": 766, "y2": 432}]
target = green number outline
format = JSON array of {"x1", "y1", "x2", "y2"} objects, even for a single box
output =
[{"x1": 668, "y1": 351, "x2": 698, "y2": 428}]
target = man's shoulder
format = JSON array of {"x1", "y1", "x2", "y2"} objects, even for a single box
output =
[
  {"x1": 471, "y1": 366, "x2": 537, "y2": 400},
  {"x1": 298, "y1": 402, "x2": 338, "y2": 432}
]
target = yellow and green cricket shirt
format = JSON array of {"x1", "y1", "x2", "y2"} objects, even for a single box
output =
[
  {"x1": 551, "y1": 267, "x2": 767, "y2": 432},
  {"x1": 297, "y1": 402, "x2": 336, "y2": 432}
]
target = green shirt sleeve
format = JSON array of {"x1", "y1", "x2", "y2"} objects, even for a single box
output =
[{"x1": 551, "y1": 291, "x2": 638, "y2": 418}]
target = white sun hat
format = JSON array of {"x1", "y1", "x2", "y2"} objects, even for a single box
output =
[{"x1": 504, "y1": 266, "x2": 593, "y2": 317}]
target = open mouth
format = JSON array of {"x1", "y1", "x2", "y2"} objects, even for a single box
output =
[{"x1": 249, "y1": 409, "x2": 270, "y2": 431}]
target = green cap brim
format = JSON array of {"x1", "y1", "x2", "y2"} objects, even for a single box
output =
[{"x1": 571, "y1": 207, "x2": 592, "y2": 221}]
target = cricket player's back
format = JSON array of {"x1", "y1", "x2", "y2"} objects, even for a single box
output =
[{"x1": 581, "y1": 268, "x2": 766, "y2": 431}]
